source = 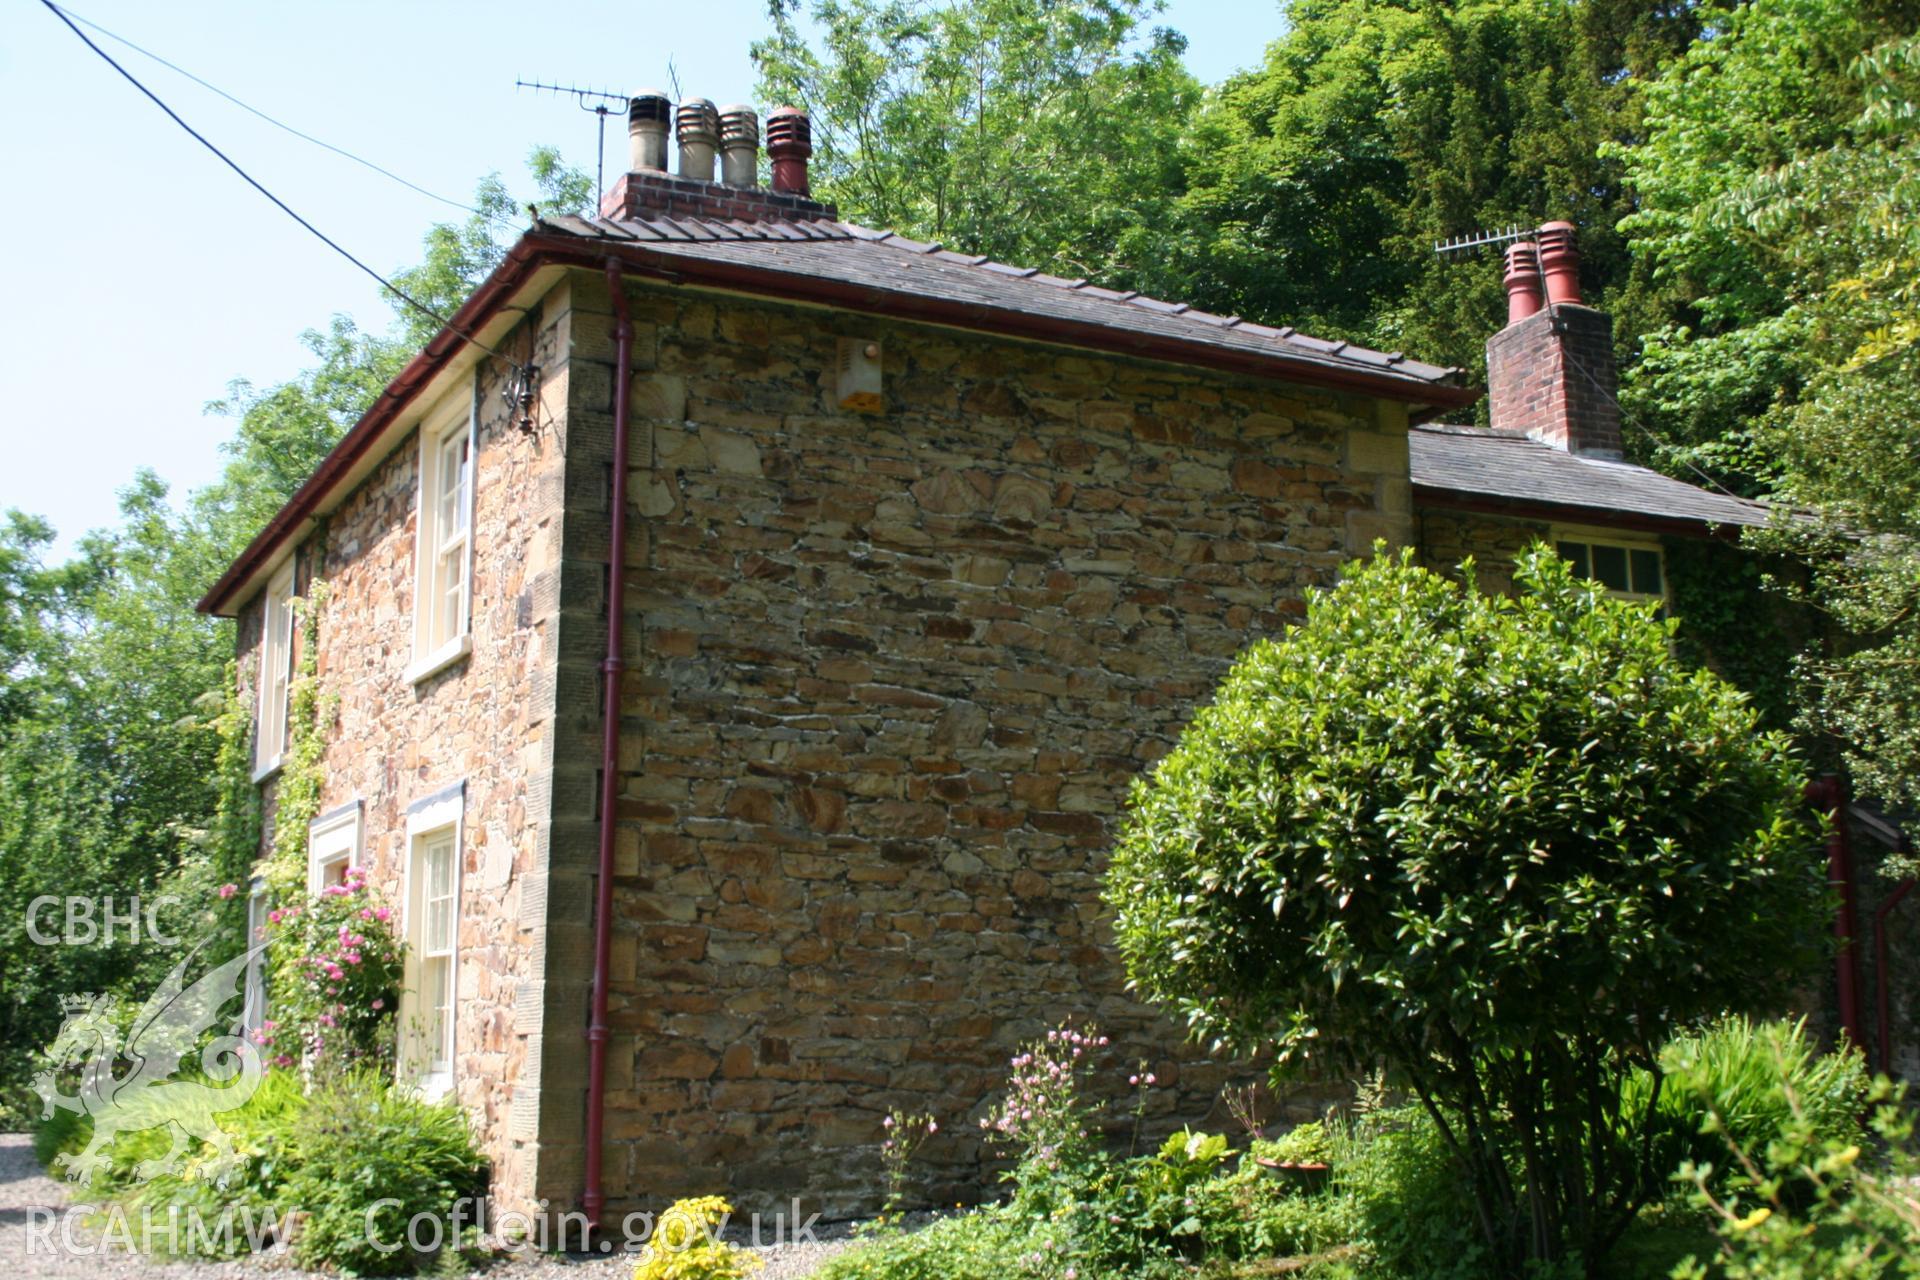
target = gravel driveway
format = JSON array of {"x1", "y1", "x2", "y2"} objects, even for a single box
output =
[{"x1": 0, "y1": 1132, "x2": 855, "y2": 1279}]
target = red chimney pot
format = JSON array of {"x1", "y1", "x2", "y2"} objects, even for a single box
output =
[
  {"x1": 766, "y1": 107, "x2": 813, "y2": 197},
  {"x1": 1536, "y1": 220, "x2": 1582, "y2": 306},
  {"x1": 1503, "y1": 241, "x2": 1542, "y2": 326}
]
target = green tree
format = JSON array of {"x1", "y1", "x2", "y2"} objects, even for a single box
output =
[
  {"x1": 1106, "y1": 547, "x2": 1822, "y2": 1275},
  {"x1": 1142, "y1": 0, "x2": 1702, "y2": 388},
  {"x1": 1617, "y1": 0, "x2": 1920, "y2": 809},
  {"x1": 1612, "y1": 0, "x2": 1920, "y2": 489},
  {"x1": 0, "y1": 151, "x2": 589, "y2": 1107},
  {"x1": 752, "y1": 0, "x2": 1200, "y2": 282}
]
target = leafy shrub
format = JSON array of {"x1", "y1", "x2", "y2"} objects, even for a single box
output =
[
  {"x1": 1322, "y1": 1104, "x2": 1497, "y2": 1280},
  {"x1": 1107, "y1": 547, "x2": 1824, "y2": 1273},
  {"x1": 842, "y1": 1023, "x2": 1358, "y2": 1279},
  {"x1": 1674, "y1": 1077, "x2": 1919, "y2": 1279},
  {"x1": 117, "y1": 1069, "x2": 312, "y2": 1257},
  {"x1": 32, "y1": 1093, "x2": 88, "y2": 1166},
  {"x1": 633, "y1": 1196, "x2": 764, "y2": 1280},
  {"x1": 264, "y1": 868, "x2": 403, "y2": 1072},
  {"x1": 1622, "y1": 1016, "x2": 1867, "y2": 1202},
  {"x1": 282, "y1": 1069, "x2": 487, "y2": 1275},
  {"x1": 34, "y1": 1064, "x2": 483, "y2": 1275}
]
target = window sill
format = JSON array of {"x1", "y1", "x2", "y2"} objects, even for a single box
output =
[
  {"x1": 417, "y1": 1070, "x2": 453, "y2": 1102},
  {"x1": 405, "y1": 635, "x2": 472, "y2": 687},
  {"x1": 250, "y1": 758, "x2": 283, "y2": 786}
]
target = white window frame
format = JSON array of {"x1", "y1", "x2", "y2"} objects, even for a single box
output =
[
  {"x1": 242, "y1": 877, "x2": 269, "y2": 1036},
  {"x1": 401, "y1": 785, "x2": 464, "y2": 1099},
  {"x1": 406, "y1": 392, "x2": 477, "y2": 685},
  {"x1": 307, "y1": 803, "x2": 363, "y2": 896},
  {"x1": 1552, "y1": 525, "x2": 1669, "y2": 607},
  {"x1": 252, "y1": 561, "x2": 296, "y2": 781}
]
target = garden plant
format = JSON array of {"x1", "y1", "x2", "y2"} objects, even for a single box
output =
[{"x1": 1106, "y1": 547, "x2": 1828, "y2": 1274}]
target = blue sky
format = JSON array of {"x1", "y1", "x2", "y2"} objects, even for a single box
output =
[{"x1": 0, "y1": 1, "x2": 1286, "y2": 560}]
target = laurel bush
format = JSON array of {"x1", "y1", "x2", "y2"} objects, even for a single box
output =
[{"x1": 1106, "y1": 546, "x2": 1824, "y2": 1272}]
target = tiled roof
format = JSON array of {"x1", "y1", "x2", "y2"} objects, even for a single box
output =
[
  {"x1": 1411, "y1": 424, "x2": 1771, "y2": 529},
  {"x1": 534, "y1": 212, "x2": 1467, "y2": 396}
]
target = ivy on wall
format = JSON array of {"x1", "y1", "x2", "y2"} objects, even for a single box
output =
[
  {"x1": 266, "y1": 581, "x2": 335, "y2": 903},
  {"x1": 1665, "y1": 538, "x2": 1809, "y2": 737}
]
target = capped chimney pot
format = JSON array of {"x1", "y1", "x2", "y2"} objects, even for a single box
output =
[
  {"x1": 675, "y1": 99, "x2": 720, "y2": 182},
  {"x1": 718, "y1": 105, "x2": 760, "y2": 188},
  {"x1": 627, "y1": 91, "x2": 672, "y2": 173},
  {"x1": 766, "y1": 107, "x2": 813, "y2": 196},
  {"x1": 1502, "y1": 241, "x2": 1543, "y2": 327},
  {"x1": 1536, "y1": 220, "x2": 1583, "y2": 307}
]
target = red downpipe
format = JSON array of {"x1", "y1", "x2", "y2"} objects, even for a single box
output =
[
  {"x1": 1811, "y1": 774, "x2": 1865, "y2": 1053},
  {"x1": 583, "y1": 259, "x2": 633, "y2": 1225},
  {"x1": 1874, "y1": 871, "x2": 1915, "y2": 1076}
]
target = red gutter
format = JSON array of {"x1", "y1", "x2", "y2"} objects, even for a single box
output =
[
  {"x1": 1874, "y1": 873, "x2": 1915, "y2": 1076},
  {"x1": 200, "y1": 229, "x2": 1477, "y2": 616},
  {"x1": 1810, "y1": 774, "x2": 1866, "y2": 1052},
  {"x1": 583, "y1": 259, "x2": 632, "y2": 1226}
]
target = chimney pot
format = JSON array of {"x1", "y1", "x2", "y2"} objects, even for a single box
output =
[
  {"x1": 1502, "y1": 241, "x2": 1543, "y2": 326},
  {"x1": 627, "y1": 90, "x2": 672, "y2": 172},
  {"x1": 718, "y1": 105, "x2": 760, "y2": 188},
  {"x1": 766, "y1": 107, "x2": 814, "y2": 196},
  {"x1": 675, "y1": 99, "x2": 720, "y2": 182},
  {"x1": 1536, "y1": 220, "x2": 1583, "y2": 306}
]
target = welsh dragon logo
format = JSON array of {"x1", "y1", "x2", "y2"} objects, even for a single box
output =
[{"x1": 32, "y1": 943, "x2": 267, "y2": 1185}]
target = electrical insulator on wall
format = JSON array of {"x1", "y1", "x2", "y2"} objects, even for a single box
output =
[{"x1": 836, "y1": 338, "x2": 883, "y2": 413}]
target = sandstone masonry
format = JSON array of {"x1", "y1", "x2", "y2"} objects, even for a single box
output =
[{"x1": 229, "y1": 260, "x2": 1419, "y2": 1224}]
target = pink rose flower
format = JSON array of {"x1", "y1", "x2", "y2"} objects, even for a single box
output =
[{"x1": 217, "y1": 883, "x2": 238, "y2": 900}]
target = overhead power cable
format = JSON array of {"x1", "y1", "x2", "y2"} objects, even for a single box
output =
[
  {"x1": 38, "y1": 0, "x2": 512, "y2": 362},
  {"x1": 49, "y1": 1, "x2": 496, "y2": 222}
]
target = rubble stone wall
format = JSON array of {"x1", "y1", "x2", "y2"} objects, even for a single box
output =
[
  {"x1": 552, "y1": 269, "x2": 1413, "y2": 1217},
  {"x1": 234, "y1": 290, "x2": 576, "y2": 1219}
]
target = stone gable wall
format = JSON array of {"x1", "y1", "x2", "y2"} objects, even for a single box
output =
[{"x1": 552, "y1": 270, "x2": 1413, "y2": 1218}]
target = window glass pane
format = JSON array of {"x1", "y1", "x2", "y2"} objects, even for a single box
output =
[
  {"x1": 1557, "y1": 542, "x2": 1589, "y2": 578},
  {"x1": 1630, "y1": 549, "x2": 1663, "y2": 596},
  {"x1": 440, "y1": 548, "x2": 464, "y2": 640},
  {"x1": 425, "y1": 956, "x2": 450, "y2": 1067},
  {"x1": 438, "y1": 432, "x2": 470, "y2": 543},
  {"x1": 453, "y1": 438, "x2": 470, "y2": 535},
  {"x1": 1591, "y1": 544, "x2": 1630, "y2": 592}
]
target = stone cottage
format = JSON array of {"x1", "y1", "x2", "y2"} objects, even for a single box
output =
[{"x1": 196, "y1": 100, "x2": 1764, "y2": 1226}]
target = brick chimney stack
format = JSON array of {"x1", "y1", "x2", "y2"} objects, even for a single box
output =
[
  {"x1": 599, "y1": 101, "x2": 836, "y2": 223},
  {"x1": 1485, "y1": 221, "x2": 1622, "y2": 458}
]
